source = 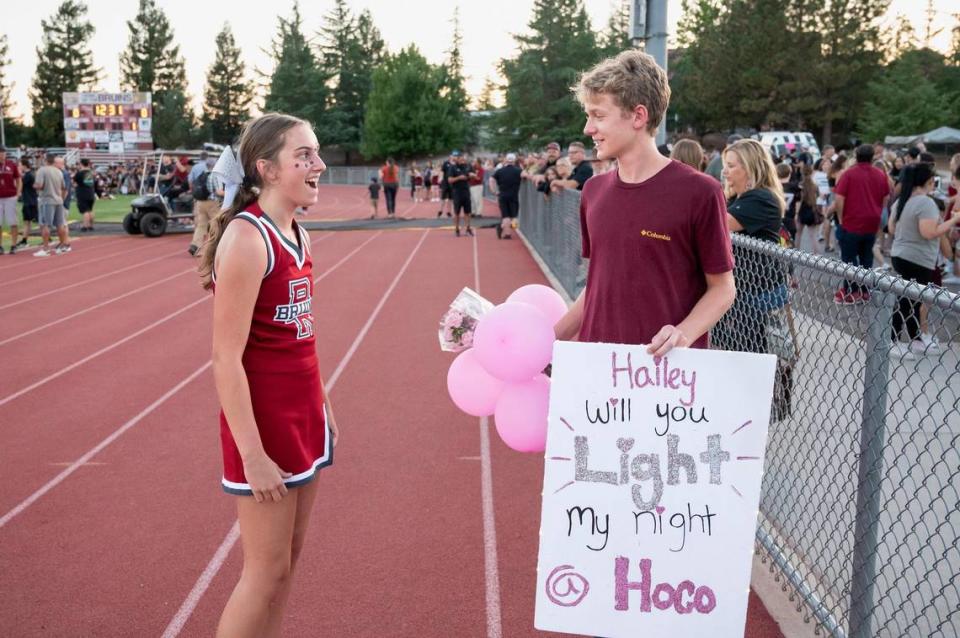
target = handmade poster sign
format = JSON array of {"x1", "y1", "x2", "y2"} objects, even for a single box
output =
[{"x1": 534, "y1": 342, "x2": 776, "y2": 637}]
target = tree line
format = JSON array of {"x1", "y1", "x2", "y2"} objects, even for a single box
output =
[
  {"x1": 1, "y1": 0, "x2": 958, "y2": 156},
  {"x1": 671, "y1": 0, "x2": 960, "y2": 145}
]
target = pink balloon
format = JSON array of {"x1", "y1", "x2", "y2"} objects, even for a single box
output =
[
  {"x1": 473, "y1": 302, "x2": 556, "y2": 382},
  {"x1": 506, "y1": 284, "x2": 568, "y2": 328},
  {"x1": 447, "y1": 349, "x2": 505, "y2": 417},
  {"x1": 494, "y1": 375, "x2": 551, "y2": 453}
]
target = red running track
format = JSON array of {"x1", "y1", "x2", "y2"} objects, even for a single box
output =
[{"x1": 0, "y1": 188, "x2": 785, "y2": 637}]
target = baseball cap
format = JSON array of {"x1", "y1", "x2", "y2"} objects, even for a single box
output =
[
  {"x1": 505, "y1": 153, "x2": 517, "y2": 162},
  {"x1": 546, "y1": 142, "x2": 561, "y2": 151},
  {"x1": 451, "y1": 150, "x2": 461, "y2": 157}
]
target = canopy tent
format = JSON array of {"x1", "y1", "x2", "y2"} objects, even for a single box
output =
[
  {"x1": 919, "y1": 126, "x2": 960, "y2": 144},
  {"x1": 885, "y1": 126, "x2": 960, "y2": 146}
]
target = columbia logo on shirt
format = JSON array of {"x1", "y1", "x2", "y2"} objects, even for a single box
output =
[{"x1": 640, "y1": 229, "x2": 671, "y2": 242}]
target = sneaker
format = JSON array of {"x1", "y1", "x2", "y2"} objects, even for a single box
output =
[
  {"x1": 0, "y1": 246, "x2": 4, "y2": 255},
  {"x1": 16, "y1": 238, "x2": 27, "y2": 247},
  {"x1": 919, "y1": 334, "x2": 941, "y2": 353},
  {"x1": 891, "y1": 342, "x2": 917, "y2": 360},
  {"x1": 833, "y1": 289, "x2": 855, "y2": 305},
  {"x1": 437, "y1": 210, "x2": 443, "y2": 218},
  {"x1": 34, "y1": 249, "x2": 51, "y2": 258},
  {"x1": 55, "y1": 244, "x2": 72, "y2": 254},
  {"x1": 496, "y1": 224, "x2": 502, "y2": 239},
  {"x1": 8, "y1": 245, "x2": 15, "y2": 255},
  {"x1": 851, "y1": 290, "x2": 871, "y2": 304},
  {"x1": 466, "y1": 228, "x2": 474, "y2": 236},
  {"x1": 455, "y1": 228, "x2": 460, "y2": 237}
]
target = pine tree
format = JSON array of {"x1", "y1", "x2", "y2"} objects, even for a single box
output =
[
  {"x1": 948, "y1": 13, "x2": 960, "y2": 66},
  {"x1": 477, "y1": 77, "x2": 499, "y2": 110},
  {"x1": 497, "y1": 0, "x2": 601, "y2": 148},
  {"x1": 121, "y1": 0, "x2": 195, "y2": 148},
  {"x1": 29, "y1": 0, "x2": 102, "y2": 146},
  {"x1": 439, "y1": 7, "x2": 470, "y2": 146},
  {"x1": 810, "y1": 0, "x2": 888, "y2": 144},
  {"x1": 202, "y1": 23, "x2": 253, "y2": 144},
  {"x1": 859, "y1": 49, "x2": 958, "y2": 139},
  {"x1": 361, "y1": 46, "x2": 463, "y2": 158},
  {"x1": 0, "y1": 34, "x2": 15, "y2": 122},
  {"x1": 599, "y1": 0, "x2": 633, "y2": 57},
  {"x1": 318, "y1": 3, "x2": 385, "y2": 163},
  {"x1": 264, "y1": 2, "x2": 328, "y2": 126},
  {"x1": 671, "y1": 0, "x2": 735, "y2": 131}
]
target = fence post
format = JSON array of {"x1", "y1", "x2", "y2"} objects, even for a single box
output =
[{"x1": 848, "y1": 286, "x2": 895, "y2": 637}]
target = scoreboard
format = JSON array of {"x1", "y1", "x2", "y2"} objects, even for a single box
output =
[{"x1": 62, "y1": 92, "x2": 153, "y2": 151}]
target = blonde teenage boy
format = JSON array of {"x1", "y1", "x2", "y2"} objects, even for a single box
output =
[{"x1": 554, "y1": 50, "x2": 735, "y2": 355}]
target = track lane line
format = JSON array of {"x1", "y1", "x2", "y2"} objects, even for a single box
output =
[
  {"x1": 0, "y1": 362, "x2": 212, "y2": 530},
  {"x1": 0, "y1": 248, "x2": 188, "y2": 311},
  {"x1": 474, "y1": 231, "x2": 503, "y2": 638},
  {"x1": 11, "y1": 239, "x2": 181, "y2": 285},
  {"x1": 0, "y1": 231, "x2": 378, "y2": 528},
  {"x1": 160, "y1": 229, "x2": 430, "y2": 638},
  {"x1": 0, "y1": 267, "x2": 196, "y2": 347},
  {"x1": 0, "y1": 233, "x2": 337, "y2": 406},
  {"x1": 0, "y1": 236, "x2": 130, "y2": 272}
]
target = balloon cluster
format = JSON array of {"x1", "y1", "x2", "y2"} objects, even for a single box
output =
[{"x1": 446, "y1": 284, "x2": 567, "y2": 453}]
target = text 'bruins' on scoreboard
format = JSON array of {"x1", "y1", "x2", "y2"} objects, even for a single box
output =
[{"x1": 62, "y1": 92, "x2": 154, "y2": 151}]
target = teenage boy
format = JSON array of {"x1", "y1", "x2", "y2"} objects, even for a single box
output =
[{"x1": 554, "y1": 50, "x2": 735, "y2": 356}]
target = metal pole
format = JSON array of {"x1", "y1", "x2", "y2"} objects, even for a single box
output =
[
  {"x1": 644, "y1": 0, "x2": 669, "y2": 145},
  {"x1": 848, "y1": 288, "x2": 894, "y2": 637},
  {"x1": 0, "y1": 101, "x2": 6, "y2": 148}
]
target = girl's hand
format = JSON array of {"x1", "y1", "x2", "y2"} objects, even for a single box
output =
[
  {"x1": 242, "y1": 452, "x2": 292, "y2": 503},
  {"x1": 327, "y1": 408, "x2": 340, "y2": 447}
]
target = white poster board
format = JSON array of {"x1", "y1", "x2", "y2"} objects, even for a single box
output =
[
  {"x1": 535, "y1": 342, "x2": 776, "y2": 637},
  {"x1": 108, "y1": 141, "x2": 125, "y2": 154}
]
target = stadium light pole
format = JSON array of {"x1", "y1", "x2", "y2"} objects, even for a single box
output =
[{"x1": 631, "y1": 0, "x2": 668, "y2": 146}]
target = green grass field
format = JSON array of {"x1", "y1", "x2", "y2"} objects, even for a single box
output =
[
  {"x1": 65, "y1": 195, "x2": 136, "y2": 224},
  {"x1": 0, "y1": 195, "x2": 136, "y2": 247}
]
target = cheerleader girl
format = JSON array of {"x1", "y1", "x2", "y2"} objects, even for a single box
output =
[{"x1": 199, "y1": 112, "x2": 340, "y2": 638}]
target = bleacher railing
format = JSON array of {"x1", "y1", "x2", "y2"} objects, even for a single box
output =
[{"x1": 517, "y1": 181, "x2": 960, "y2": 637}]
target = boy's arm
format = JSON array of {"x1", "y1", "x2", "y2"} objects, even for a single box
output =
[
  {"x1": 648, "y1": 270, "x2": 735, "y2": 357},
  {"x1": 554, "y1": 288, "x2": 585, "y2": 341}
]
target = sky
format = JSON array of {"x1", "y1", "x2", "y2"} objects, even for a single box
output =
[{"x1": 2, "y1": 0, "x2": 957, "y2": 124}]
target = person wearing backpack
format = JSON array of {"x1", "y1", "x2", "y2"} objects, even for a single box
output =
[{"x1": 188, "y1": 154, "x2": 221, "y2": 256}]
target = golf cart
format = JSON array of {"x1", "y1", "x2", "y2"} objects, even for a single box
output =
[{"x1": 124, "y1": 150, "x2": 206, "y2": 237}]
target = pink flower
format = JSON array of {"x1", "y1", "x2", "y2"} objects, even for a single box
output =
[
  {"x1": 461, "y1": 331, "x2": 474, "y2": 348},
  {"x1": 444, "y1": 310, "x2": 465, "y2": 328},
  {"x1": 443, "y1": 326, "x2": 456, "y2": 343}
]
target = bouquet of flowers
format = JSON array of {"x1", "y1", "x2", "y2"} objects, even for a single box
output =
[{"x1": 439, "y1": 287, "x2": 494, "y2": 352}]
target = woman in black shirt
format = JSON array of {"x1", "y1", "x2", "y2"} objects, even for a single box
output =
[{"x1": 715, "y1": 139, "x2": 795, "y2": 419}]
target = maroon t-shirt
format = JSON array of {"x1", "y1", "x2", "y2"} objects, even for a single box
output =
[
  {"x1": 579, "y1": 161, "x2": 734, "y2": 348},
  {"x1": 835, "y1": 163, "x2": 890, "y2": 234},
  {"x1": 0, "y1": 159, "x2": 20, "y2": 198}
]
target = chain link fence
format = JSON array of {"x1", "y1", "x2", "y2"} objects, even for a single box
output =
[{"x1": 516, "y1": 180, "x2": 960, "y2": 637}]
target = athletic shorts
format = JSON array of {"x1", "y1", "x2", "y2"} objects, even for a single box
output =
[
  {"x1": 498, "y1": 197, "x2": 519, "y2": 219},
  {"x1": 452, "y1": 192, "x2": 472, "y2": 215},
  {"x1": 39, "y1": 203, "x2": 65, "y2": 227},
  {"x1": 0, "y1": 197, "x2": 16, "y2": 226},
  {"x1": 22, "y1": 203, "x2": 38, "y2": 223},
  {"x1": 440, "y1": 183, "x2": 453, "y2": 200},
  {"x1": 77, "y1": 197, "x2": 95, "y2": 214}
]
